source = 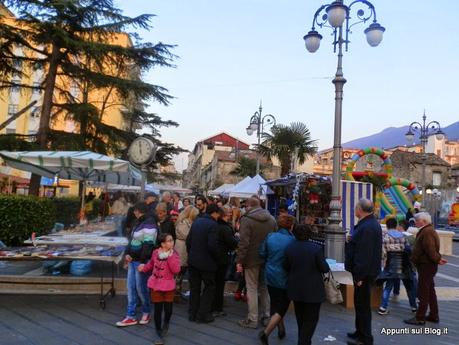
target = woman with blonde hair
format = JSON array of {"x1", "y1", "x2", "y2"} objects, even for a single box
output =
[
  {"x1": 228, "y1": 197, "x2": 241, "y2": 230},
  {"x1": 175, "y1": 205, "x2": 199, "y2": 296}
]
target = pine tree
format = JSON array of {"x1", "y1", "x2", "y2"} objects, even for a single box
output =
[{"x1": 0, "y1": 0, "x2": 183, "y2": 194}]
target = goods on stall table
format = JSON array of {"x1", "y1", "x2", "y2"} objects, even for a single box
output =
[
  {"x1": 25, "y1": 235, "x2": 127, "y2": 247},
  {"x1": 58, "y1": 220, "x2": 117, "y2": 235},
  {"x1": 0, "y1": 245, "x2": 125, "y2": 259}
]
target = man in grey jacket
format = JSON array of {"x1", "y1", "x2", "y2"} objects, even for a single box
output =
[{"x1": 236, "y1": 197, "x2": 277, "y2": 329}]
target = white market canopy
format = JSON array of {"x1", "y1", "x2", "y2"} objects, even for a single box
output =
[
  {"x1": 208, "y1": 183, "x2": 235, "y2": 196},
  {"x1": 0, "y1": 151, "x2": 142, "y2": 186},
  {"x1": 228, "y1": 174, "x2": 274, "y2": 199},
  {"x1": 148, "y1": 183, "x2": 192, "y2": 195}
]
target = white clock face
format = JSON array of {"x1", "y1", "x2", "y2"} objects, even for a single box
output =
[{"x1": 128, "y1": 138, "x2": 155, "y2": 165}]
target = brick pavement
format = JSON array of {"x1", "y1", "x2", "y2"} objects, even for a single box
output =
[{"x1": 0, "y1": 293, "x2": 457, "y2": 345}]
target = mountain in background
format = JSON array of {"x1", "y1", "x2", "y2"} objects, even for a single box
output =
[{"x1": 343, "y1": 121, "x2": 459, "y2": 149}]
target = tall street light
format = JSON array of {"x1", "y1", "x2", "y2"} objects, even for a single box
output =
[
  {"x1": 303, "y1": 0, "x2": 385, "y2": 261},
  {"x1": 246, "y1": 102, "x2": 276, "y2": 175},
  {"x1": 405, "y1": 111, "x2": 445, "y2": 199}
]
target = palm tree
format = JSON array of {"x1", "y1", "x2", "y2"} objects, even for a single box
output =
[{"x1": 258, "y1": 122, "x2": 317, "y2": 176}]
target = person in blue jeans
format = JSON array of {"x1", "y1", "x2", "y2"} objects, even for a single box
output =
[
  {"x1": 378, "y1": 218, "x2": 417, "y2": 315},
  {"x1": 116, "y1": 202, "x2": 158, "y2": 327}
]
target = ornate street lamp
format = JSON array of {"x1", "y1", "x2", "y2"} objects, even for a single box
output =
[
  {"x1": 246, "y1": 102, "x2": 276, "y2": 175},
  {"x1": 405, "y1": 111, "x2": 444, "y2": 199},
  {"x1": 303, "y1": 0, "x2": 385, "y2": 262}
]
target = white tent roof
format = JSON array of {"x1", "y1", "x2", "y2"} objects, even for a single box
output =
[
  {"x1": 228, "y1": 174, "x2": 273, "y2": 199},
  {"x1": 0, "y1": 151, "x2": 142, "y2": 186},
  {"x1": 208, "y1": 183, "x2": 235, "y2": 196},
  {"x1": 148, "y1": 183, "x2": 192, "y2": 195},
  {"x1": 86, "y1": 183, "x2": 160, "y2": 194}
]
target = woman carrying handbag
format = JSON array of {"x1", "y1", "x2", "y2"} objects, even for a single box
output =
[{"x1": 284, "y1": 224, "x2": 330, "y2": 345}]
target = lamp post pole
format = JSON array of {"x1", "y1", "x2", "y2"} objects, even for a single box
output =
[
  {"x1": 303, "y1": 0, "x2": 385, "y2": 261},
  {"x1": 255, "y1": 104, "x2": 262, "y2": 175},
  {"x1": 246, "y1": 102, "x2": 276, "y2": 175},
  {"x1": 328, "y1": 25, "x2": 346, "y2": 261},
  {"x1": 405, "y1": 111, "x2": 445, "y2": 200}
]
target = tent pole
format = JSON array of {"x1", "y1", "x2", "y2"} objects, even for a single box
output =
[{"x1": 80, "y1": 180, "x2": 87, "y2": 224}]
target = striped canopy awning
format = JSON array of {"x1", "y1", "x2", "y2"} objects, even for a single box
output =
[{"x1": 0, "y1": 151, "x2": 142, "y2": 186}]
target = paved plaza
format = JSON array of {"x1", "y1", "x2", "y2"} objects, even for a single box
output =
[
  {"x1": 1, "y1": 292, "x2": 458, "y2": 345},
  {"x1": 1, "y1": 243, "x2": 458, "y2": 345}
]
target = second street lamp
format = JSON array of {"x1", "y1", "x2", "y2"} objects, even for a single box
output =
[
  {"x1": 246, "y1": 102, "x2": 276, "y2": 175},
  {"x1": 303, "y1": 0, "x2": 385, "y2": 262},
  {"x1": 405, "y1": 111, "x2": 444, "y2": 200}
]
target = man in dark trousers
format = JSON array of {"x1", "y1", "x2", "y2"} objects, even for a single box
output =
[
  {"x1": 345, "y1": 198, "x2": 382, "y2": 345},
  {"x1": 404, "y1": 212, "x2": 447, "y2": 325},
  {"x1": 186, "y1": 203, "x2": 219, "y2": 323}
]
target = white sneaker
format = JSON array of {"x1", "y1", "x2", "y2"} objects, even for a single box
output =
[
  {"x1": 139, "y1": 314, "x2": 151, "y2": 325},
  {"x1": 378, "y1": 307, "x2": 389, "y2": 315}
]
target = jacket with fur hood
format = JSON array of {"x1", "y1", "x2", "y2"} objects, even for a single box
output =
[{"x1": 236, "y1": 207, "x2": 276, "y2": 268}]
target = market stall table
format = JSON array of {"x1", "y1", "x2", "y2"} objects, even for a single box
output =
[
  {"x1": 0, "y1": 240, "x2": 127, "y2": 309},
  {"x1": 328, "y1": 262, "x2": 383, "y2": 309}
]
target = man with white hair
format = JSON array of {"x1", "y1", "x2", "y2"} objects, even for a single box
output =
[
  {"x1": 345, "y1": 198, "x2": 382, "y2": 345},
  {"x1": 161, "y1": 191, "x2": 173, "y2": 214},
  {"x1": 404, "y1": 212, "x2": 447, "y2": 325}
]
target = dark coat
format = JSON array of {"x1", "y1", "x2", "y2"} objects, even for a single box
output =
[
  {"x1": 146, "y1": 201, "x2": 158, "y2": 223},
  {"x1": 158, "y1": 217, "x2": 176, "y2": 240},
  {"x1": 345, "y1": 214, "x2": 382, "y2": 282},
  {"x1": 411, "y1": 224, "x2": 441, "y2": 266},
  {"x1": 215, "y1": 220, "x2": 238, "y2": 265},
  {"x1": 284, "y1": 240, "x2": 330, "y2": 303},
  {"x1": 186, "y1": 214, "x2": 219, "y2": 272},
  {"x1": 124, "y1": 206, "x2": 137, "y2": 236},
  {"x1": 236, "y1": 207, "x2": 277, "y2": 268}
]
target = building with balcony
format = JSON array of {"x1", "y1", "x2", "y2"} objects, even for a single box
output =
[{"x1": 183, "y1": 132, "x2": 251, "y2": 191}]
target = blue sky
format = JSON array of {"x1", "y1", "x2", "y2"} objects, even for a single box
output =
[{"x1": 116, "y1": 0, "x2": 459, "y2": 171}]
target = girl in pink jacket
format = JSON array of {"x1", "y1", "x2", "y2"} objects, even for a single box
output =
[{"x1": 139, "y1": 233, "x2": 180, "y2": 345}]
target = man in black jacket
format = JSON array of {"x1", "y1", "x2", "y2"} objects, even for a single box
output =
[
  {"x1": 345, "y1": 198, "x2": 382, "y2": 345},
  {"x1": 145, "y1": 192, "x2": 158, "y2": 223},
  {"x1": 156, "y1": 202, "x2": 176, "y2": 240},
  {"x1": 195, "y1": 195, "x2": 208, "y2": 217},
  {"x1": 186, "y1": 204, "x2": 219, "y2": 323},
  {"x1": 212, "y1": 205, "x2": 239, "y2": 316}
]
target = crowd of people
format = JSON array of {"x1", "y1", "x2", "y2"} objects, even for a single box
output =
[
  {"x1": 104, "y1": 189, "x2": 448, "y2": 345},
  {"x1": 345, "y1": 199, "x2": 447, "y2": 345},
  {"x1": 109, "y1": 191, "x2": 331, "y2": 345}
]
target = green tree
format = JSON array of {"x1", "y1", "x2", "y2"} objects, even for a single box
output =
[
  {"x1": 258, "y1": 122, "x2": 318, "y2": 176},
  {"x1": 230, "y1": 156, "x2": 269, "y2": 178},
  {"x1": 0, "y1": 0, "x2": 183, "y2": 193}
]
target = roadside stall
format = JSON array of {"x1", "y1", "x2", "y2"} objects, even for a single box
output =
[
  {"x1": 0, "y1": 151, "x2": 142, "y2": 220},
  {"x1": 0, "y1": 151, "x2": 141, "y2": 307},
  {"x1": 266, "y1": 173, "x2": 373, "y2": 233},
  {"x1": 228, "y1": 174, "x2": 274, "y2": 200},
  {"x1": 208, "y1": 183, "x2": 235, "y2": 197}
]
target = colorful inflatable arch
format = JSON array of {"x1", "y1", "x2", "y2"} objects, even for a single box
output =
[
  {"x1": 344, "y1": 147, "x2": 420, "y2": 221},
  {"x1": 345, "y1": 147, "x2": 393, "y2": 181}
]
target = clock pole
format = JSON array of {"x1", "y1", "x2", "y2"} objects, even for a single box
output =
[
  {"x1": 140, "y1": 164, "x2": 146, "y2": 199},
  {"x1": 128, "y1": 136, "x2": 157, "y2": 199}
]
